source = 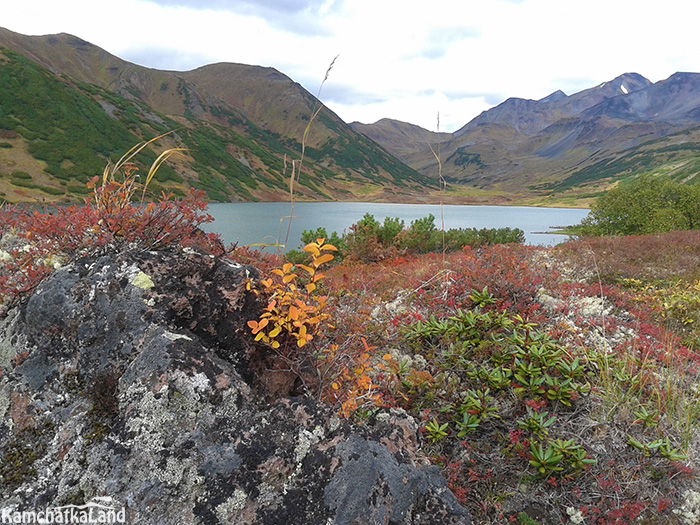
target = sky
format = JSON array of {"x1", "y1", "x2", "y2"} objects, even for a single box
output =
[{"x1": 4, "y1": 0, "x2": 700, "y2": 132}]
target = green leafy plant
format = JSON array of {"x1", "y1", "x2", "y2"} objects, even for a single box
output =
[
  {"x1": 633, "y1": 405, "x2": 660, "y2": 428},
  {"x1": 453, "y1": 387, "x2": 499, "y2": 436},
  {"x1": 425, "y1": 418, "x2": 449, "y2": 443},
  {"x1": 528, "y1": 441, "x2": 564, "y2": 476},
  {"x1": 549, "y1": 438, "x2": 597, "y2": 471},
  {"x1": 627, "y1": 436, "x2": 688, "y2": 461},
  {"x1": 518, "y1": 407, "x2": 557, "y2": 438}
]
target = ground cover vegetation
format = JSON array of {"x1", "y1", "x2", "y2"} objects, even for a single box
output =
[
  {"x1": 2, "y1": 136, "x2": 700, "y2": 523},
  {"x1": 243, "y1": 197, "x2": 700, "y2": 522}
]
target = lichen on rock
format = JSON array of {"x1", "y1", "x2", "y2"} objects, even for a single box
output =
[{"x1": 0, "y1": 249, "x2": 470, "y2": 524}]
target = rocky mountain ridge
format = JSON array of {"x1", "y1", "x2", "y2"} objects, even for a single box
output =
[{"x1": 353, "y1": 72, "x2": 700, "y2": 206}]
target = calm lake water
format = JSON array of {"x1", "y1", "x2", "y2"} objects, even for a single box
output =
[{"x1": 202, "y1": 202, "x2": 590, "y2": 251}]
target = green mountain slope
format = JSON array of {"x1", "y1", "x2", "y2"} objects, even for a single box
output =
[{"x1": 0, "y1": 28, "x2": 435, "y2": 204}]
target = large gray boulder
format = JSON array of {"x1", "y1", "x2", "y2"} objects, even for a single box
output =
[{"x1": 0, "y1": 249, "x2": 470, "y2": 524}]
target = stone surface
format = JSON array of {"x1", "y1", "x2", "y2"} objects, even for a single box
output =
[{"x1": 0, "y1": 249, "x2": 470, "y2": 524}]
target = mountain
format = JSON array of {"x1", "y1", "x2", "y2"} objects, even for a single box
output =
[
  {"x1": 350, "y1": 119, "x2": 450, "y2": 160},
  {"x1": 5, "y1": 26, "x2": 700, "y2": 208},
  {"x1": 0, "y1": 27, "x2": 435, "y2": 203},
  {"x1": 454, "y1": 73, "x2": 652, "y2": 137},
  {"x1": 354, "y1": 72, "x2": 700, "y2": 206}
]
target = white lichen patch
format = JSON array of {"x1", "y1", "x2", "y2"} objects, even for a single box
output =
[
  {"x1": 215, "y1": 488, "x2": 248, "y2": 521},
  {"x1": 255, "y1": 482, "x2": 279, "y2": 507},
  {"x1": 171, "y1": 369, "x2": 211, "y2": 398},
  {"x1": 328, "y1": 414, "x2": 340, "y2": 433},
  {"x1": 124, "y1": 385, "x2": 169, "y2": 455},
  {"x1": 0, "y1": 383, "x2": 10, "y2": 432},
  {"x1": 673, "y1": 490, "x2": 700, "y2": 524},
  {"x1": 215, "y1": 388, "x2": 243, "y2": 420},
  {"x1": 189, "y1": 372, "x2": 210, "y2": 394},
  {"x1": 162, "y1": 330, "x2": 193, "y2": 342},
  {"x1": 155, "y1": 456, "x2": 187, "y2": 486},
  {"x1": 294, "y1": 425, "x2": 325, "y2": 464},
  {"x1": 566, "y1": 506, "x2": 585, "y2": 524},
  {"x1": 575, "y1": 296, "x2": 613, "y2": 318},
  {"x1": 536, "y1": 288, "x2": 564, "y2": 311},
  {"x1": 44, "y1": 253, "x2": 67, "y2": 270}
]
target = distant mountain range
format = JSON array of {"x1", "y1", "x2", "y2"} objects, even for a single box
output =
[
  {"x1": 352, "y1": 72, "x2": 700, "y2": 207},
  {"x1": 2, "y1": 26, "x2": 700, "y2": 206}
]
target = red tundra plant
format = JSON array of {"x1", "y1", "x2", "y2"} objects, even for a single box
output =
[{"x1": 0, "y1": 138, "x2": 223, "y2": 313}]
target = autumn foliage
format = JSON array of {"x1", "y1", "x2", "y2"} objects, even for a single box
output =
[
  {"x1": 0, "y1": 137, "x2": 222, "y2": 313},
  {"x1": 247, "y1": 238, "x2": 336, "y2": 351}
]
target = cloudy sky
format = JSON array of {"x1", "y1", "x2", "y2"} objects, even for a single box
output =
[{"x1": 4, "y1": 0, "x2": 700, "y2": 132}]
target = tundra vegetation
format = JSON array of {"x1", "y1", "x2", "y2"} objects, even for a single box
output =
[{"x1": 1, "y1": 143, "x2": 700, "y2": 524}]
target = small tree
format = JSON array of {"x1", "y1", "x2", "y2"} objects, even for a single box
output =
[
  {"x1": 397, "y1": 214, "x2": 438, "y2": 253},
  {"x1": 345, "y1": 213, "x2": 383, "y2": 261}
]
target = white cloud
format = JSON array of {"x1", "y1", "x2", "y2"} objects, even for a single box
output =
[{"x1": 4, "y1": 0, "x2": 700, "y2": 132}]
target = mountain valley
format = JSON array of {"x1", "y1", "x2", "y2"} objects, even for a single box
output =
[{"x1": 2, "y1": 27, "x2": 700, "y2": 207}]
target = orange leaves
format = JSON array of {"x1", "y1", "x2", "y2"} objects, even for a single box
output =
[
  {"x1": 312, "y1": 253, "x2": 335, "y2": 268},
  {"x1": 318, "y1": 338, "x2": 383, "y2": 419},
  {"x1": 247, "y1": 318, "x2": 268, "y2": 334},
  {"x1": 302, "y1": 238, "x2": 338, "y2": 257},
  {"x1": 246, "y1": 238, "x2": 335, "y2": 353},
  {"x1": 246, "y1": 239, "x2": 386, "y2": 419}
]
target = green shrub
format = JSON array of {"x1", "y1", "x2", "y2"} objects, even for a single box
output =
[
  {"x1": 303, "y1": 214, "x2": 524, "y2": 263},
  {"x1": 579, "y1": 174, "x2": 700, "y2": 236}
]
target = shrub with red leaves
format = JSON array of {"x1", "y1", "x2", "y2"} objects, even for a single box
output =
[{"x1": 0, "y1": 138, "x2": 224, "y2": 313}]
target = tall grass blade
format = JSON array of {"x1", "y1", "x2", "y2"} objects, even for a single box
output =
[{"x1": 283, "y1": 55, "x2": 339, "y2": 250}]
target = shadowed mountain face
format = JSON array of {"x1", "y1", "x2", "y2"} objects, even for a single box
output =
[
  {"x1": 0, "y1": 27, "x2": 435, "y2": 204},
  {"x1": 353, "y1": 72, "x2": 700, "y2": 206}
]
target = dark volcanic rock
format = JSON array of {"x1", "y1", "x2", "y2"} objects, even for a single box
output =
[{"x1": 0, "y1": 249, "x2": 470, "y2": 524}]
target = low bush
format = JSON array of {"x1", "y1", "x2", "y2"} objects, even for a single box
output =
[
  {"x1": 578, "y1": 174, "x2": 700, "y2": 236},
  {"x1": 287, "y1": 213, "x2": 525, "y2": 264},
  {"x1": 0, "y1": 135, "x2": 223, "y2": 313}
]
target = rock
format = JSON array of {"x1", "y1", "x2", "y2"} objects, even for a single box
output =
[{"x1": 0, "y1": 249, "x2": 470, "y2": 524}]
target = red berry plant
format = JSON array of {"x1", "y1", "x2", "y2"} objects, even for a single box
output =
[{"x1": 0, "y1": 133, "x2": 222, "y2": 315}]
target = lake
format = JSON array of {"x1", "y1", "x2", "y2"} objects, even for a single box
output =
[{"x1": 202, "y1": 202, "x2": 589, "y2": 251}]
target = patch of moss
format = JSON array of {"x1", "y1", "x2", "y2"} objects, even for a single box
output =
[{"x1": 0, "y1": 423, "x2": 52, "y2": 491}]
